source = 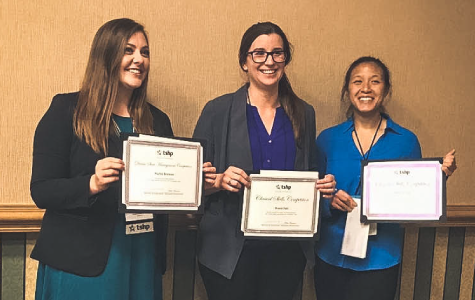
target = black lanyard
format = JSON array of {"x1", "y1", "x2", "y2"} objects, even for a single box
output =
[
  {"x1": 354, "y1": 115, "x2": 383, "y2": 194},
  {"x1": 353, "y1": 116, "x2": 383, "y2": 161}
]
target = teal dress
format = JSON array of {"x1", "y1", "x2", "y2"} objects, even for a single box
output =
[{"x1": 35, "y1": 115, "x2": 162, "y2": 300}]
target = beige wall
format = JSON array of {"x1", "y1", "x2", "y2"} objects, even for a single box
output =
[{"x1": 1, "y1": 0, "x2": 474, "y2": 206}]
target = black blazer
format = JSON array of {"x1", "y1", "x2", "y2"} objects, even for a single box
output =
[
  {"x1": 193, "y1": 85, "x2": 318, "y2": 279},
  {"x1": 30, "y1": 92, "x2": 173, "y2": 276}
]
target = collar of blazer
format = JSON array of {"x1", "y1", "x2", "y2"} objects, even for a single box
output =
[{"x1": 222, "y1": 84, "x2": 308, "y2": 172}]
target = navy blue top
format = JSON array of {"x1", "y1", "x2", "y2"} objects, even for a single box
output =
[
  {"x1": 246, "y1": 104, "x2": 295, "y2": 171},
  {"x1": 112, "y1": 114, "x2": 133, "y2": 133},
  {"x1": 315, "y1": 114, "x2": 422, "y2": 270}
]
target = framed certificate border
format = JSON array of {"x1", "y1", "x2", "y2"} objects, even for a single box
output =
[
  {"x1": 360, "y1": 158, "x2": 446, "y2": 223},
  {"x1": 119, "y1": 135, "x2": 203, "y2": 214},
  {"x1": 242, "y1": 175, "x2": 320, "y2": 238}
]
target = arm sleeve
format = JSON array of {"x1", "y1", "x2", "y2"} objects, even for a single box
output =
[
  {"x1": 410, "y1": 135, "x2": 423, "y2": 159},
  {"x1": 307, "y1": 105, "x2": 318, "y2": 172},
  {"x1": 192, "y1": 101, "x2": 216, "y2": 166},
  {"x1": 315, "y1": 132, "x2": 332, "y2": 218},
  {"x1": 149, "y1": 104, "x2": 174, "y2": 137},
  {"x1": 30, "y1": 95, "x2": 94, "y2": 210}
]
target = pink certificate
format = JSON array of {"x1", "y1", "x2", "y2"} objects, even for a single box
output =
[{"x1": 361, "y1": 159, "x2": 446, "y2": 223}]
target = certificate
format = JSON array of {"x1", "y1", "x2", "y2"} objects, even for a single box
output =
[
  {"x1": 241, "y1": 171, "x2": 319, "y2": 238},
  {"x1": 361, "y1": 159, "x2": 446, "y2": 222},
  {"x1": 121, "y1": 134, "x2": 203, "y2": 212}
]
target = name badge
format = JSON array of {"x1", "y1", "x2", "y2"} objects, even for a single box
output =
[
  {"x1": 369, "y1": 223, "x2": 377, "y2": 236},
  {"x1": 125, "y1": 213, "x2": 154, "y2": 235},
  {"x1": 126, "y1": 221, "x2": 154, "y2": 235}
]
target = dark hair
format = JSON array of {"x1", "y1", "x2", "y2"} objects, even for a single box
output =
[
  {"x1": 74, "y1": 18, "x2": 153, "y2": 154},
  {"x1": 238, "y1": 22, "x2": 305, "y2": 143},
  {"x1": 341, "y1": 56, "x2": 392, "y2": 118}
]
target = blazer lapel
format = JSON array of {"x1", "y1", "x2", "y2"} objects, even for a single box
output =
[
  {"x1": 294, "y1": 108, "x2": 310, "y2": 171},
  {"x1": 225, "y1": 86, "x2": 253, "y2": 171},
  {"x1": 108, "y1": 134, "x2": 123, "y2": 159},
  {"x1": 294, "y1": 142, "x2": 305, "y2": 171}
]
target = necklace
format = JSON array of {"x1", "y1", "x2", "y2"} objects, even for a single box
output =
[
  {"x1": 112, "y1": 118, "x2": 121, "y2": 136},
  {"x1": 112, "y1": 115, "x2": 136, "y2": 136},
  {"x1": 353, "y1": 115, "x2": 383, "y2": 161}
]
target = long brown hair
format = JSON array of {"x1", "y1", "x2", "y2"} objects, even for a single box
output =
[
  {"x1": 74, "y1": 18, "x2": 153, "y2": 154},
  {"x1": 239, "y1": 22, "x2": 305, "y2": 144}
]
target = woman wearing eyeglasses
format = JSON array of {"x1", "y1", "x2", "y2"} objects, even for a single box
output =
[{"x1": 193, "y1": 22, "x2": 336, "y2": 300}]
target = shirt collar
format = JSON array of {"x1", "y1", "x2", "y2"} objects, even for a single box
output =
[
  {"x1": 384, "y1": 115, "x2": 402, "y2": 134},
  {"x1": 342, "y1": 113, "x2": 402, "y2": 135}
]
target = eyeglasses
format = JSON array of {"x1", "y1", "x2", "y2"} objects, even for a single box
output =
[{"x1": 247, "y1": 51, "x2": 286, "y2": 63}]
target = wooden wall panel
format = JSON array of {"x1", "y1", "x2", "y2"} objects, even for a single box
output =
[
  {"x1": 0, "y1": 233, "x2": 25, "y2": 300},
  {"x1": 430, "y1": 227, "x2": 449, "y2": 300},
  {"x1": 414, "y1": 228, "x2": 436, "y2": 300},
  {"x1": 399, "y1": 227, "x2": 419, "y2": 300},
  {"x1": 4, "y1": 226, "x2": 474, "y2": 300},
  {"x1": 444, "y1": 227, "x2": 466, "y2": 299},
  {"x1": 25, "y1": 233, "x2": 39, "y2": 300},
  {"x1": 460, "y1": 228, "x2": 475, "y2": 300}
]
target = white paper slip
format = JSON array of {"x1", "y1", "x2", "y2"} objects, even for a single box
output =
[
  {"x1": 341, "y1": 196, "x2": 369, "y2": 259},
  {"x1": 369, "y1": 223, "x2": 377, "y2": 236},
  {"x1": 259, "y1": 170, "x2": 320, "y2": 178},
  {"x1": 135, "y1": 134, "x2": 201, "y2": 147},
  {"x1": 125, "y1": 213, "x2": 154, "y2": 222}
]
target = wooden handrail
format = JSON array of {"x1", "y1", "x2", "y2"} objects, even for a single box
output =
[{"x1": 0, "y1": 204, "x2": 45, "y2": 232}]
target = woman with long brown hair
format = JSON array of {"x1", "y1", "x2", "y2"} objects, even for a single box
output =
[{"x1": 30, "y1": 18, "x2": 171, "y2": 300}]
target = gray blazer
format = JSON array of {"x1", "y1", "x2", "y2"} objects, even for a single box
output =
[{"x1": 193, "y1": 84, "x2": 318, "y2": 279}]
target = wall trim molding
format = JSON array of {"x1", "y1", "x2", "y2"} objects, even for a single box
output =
[
  {"x1": 1, "y1": 204, "x2": 474, "y2": 232},
  {"x1": 0, "y1": 204, "x2": 44, "y2": 232},
  {"x1": 446, "y1": 205, "x2": 475, "y2": 226}
]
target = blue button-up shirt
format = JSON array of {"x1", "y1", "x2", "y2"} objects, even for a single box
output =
[
  {"x1": 246, "y1": 104, "x2": 295, "y2": 171},
  {"x1": 315, "y1": 115, "x2": 422, "y2": 270}
]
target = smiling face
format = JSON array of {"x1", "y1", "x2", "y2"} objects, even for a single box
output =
[
  {"x1": 119, "y1": 31, "x2": 150, "y2": 93},
  {"x1": 242, "y1": 33, "x2": 286, "y2": 90},
  {"x1": 348, "y1": 62, "x2": 388, "y2": 115}
]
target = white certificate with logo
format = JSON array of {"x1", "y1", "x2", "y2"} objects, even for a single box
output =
[
  {"x1": 241, "y1": 171, "x2": 319, "y2": 238},
  {"x1": 121, "y1": 134, "x2": 202, "y2": 211},
  {"x1": 361, "y1": 159, "x2": 446, "y2": 222}
]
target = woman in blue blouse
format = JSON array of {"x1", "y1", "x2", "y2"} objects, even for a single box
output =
[
  {"x1": 193, "y1": 22, "x2": 336, "y2": 300},
  {"x1": 313, "y1": 56, "x2": 457, "y2": 300}
]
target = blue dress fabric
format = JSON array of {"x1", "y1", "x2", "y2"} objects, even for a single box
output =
[
  {"x1": 315, "y1": 114, "x2": 422, "y2": 271},
  {"x1": 35, "y1": 115, "x2": 162, "y2": 300},
  {"x1": 246, "y1": 104, "x2": 296, "y2": 171}
]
